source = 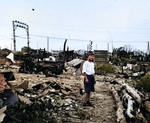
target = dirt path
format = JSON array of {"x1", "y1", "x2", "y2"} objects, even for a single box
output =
[{"x1": 74, "y1": 81, "x2": 117, "y2": 123}]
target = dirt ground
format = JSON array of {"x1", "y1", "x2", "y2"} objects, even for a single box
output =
[
  {"x1": 1, "y1": 66, "x2": 117, "y2": 123},
  {"x1": 74, "y1": 79, "x2": 117, "y2": 123}
]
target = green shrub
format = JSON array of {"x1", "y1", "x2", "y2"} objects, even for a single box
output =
[
  {"x1": 14, "y1": 52, "x2": 24, "y2": 60},
  {"x1": 112, "y1": 58, "x2": 120, "y2": 65},
  {"x1": 121, "y1": 58, "x2": 127, "y2": 66},
  {"x1": 128, "y1": 59, "x2": 137, "y2": 64},
  {"x1": 95, "y1": 63, "x2": 115, "y2": 75},
  {"x1": 135, "y1": 72, "x2": 150, "y2": 92}
]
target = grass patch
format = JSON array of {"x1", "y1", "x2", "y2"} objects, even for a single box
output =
[
  {"x1": 95, "y1": 62, "x2": 115, "y2": 75},
  {"x1": 135, "y1": 72, "x2": 150, "y2": 92}
]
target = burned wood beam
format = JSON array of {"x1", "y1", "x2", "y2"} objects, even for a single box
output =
[
  {"x1": 122, "y1": 89, "x2": 135, "y2": 119},
  {"x1": 111, "y1": 86, "x2": 126, "y2": 123},
  {"x1": 122, "y1": 84, "x2": 142, "y2": 105},
  {"x1": 63, "y1": 39, "x2": 67, "y2": 53}
]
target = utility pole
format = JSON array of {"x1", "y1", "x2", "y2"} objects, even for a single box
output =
[
  {"x1": 12, "y1": 20, "x2": 29, "y2": 53},
  {"x1": 37, "y1": 42, "x2": 38, "y2": 53},
  {"x1": 12, "y1": 21, "x2": 16, "y2": 51},
  {"x1": 47, "y1": 37, "x2": 49, "y2": 52},
  {"x1": 87, "y1": 40, "x2": 93, "y2": 51},
  {"x1": 112, "y1": 40, "x2": 113, "y2": 53},
  {"x1": 27, "y1": 25, "x2": 29, "y2": 52},
  {"x1": 96, "y1": 44, "x2": 97, "y2": 50},
  {"x1": 89, "y1": 40, "x2": 93, "y2": 51},
  {"x1": 147, "y1": 41, "x2": 150, "y2": 55},
  {"x1": 108, "y1": 43, "x2": 109, "y2": 53}
]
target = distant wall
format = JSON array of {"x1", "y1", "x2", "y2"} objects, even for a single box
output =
[{"x1": 94, "y1": 50, "x2": 108, "y2": 63}]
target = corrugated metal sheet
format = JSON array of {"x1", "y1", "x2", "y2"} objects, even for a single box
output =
[{"x1": 67, "y1": 59, "x2": 83, "y2": 67}]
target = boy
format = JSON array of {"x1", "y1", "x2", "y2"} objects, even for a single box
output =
[{"x1": 82, "y1": 51, "x2": 95, "y2": 106}]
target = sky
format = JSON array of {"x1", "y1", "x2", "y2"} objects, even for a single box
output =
[{"x1": 0, "y1": 0, "x2": 150, "y2": 53}]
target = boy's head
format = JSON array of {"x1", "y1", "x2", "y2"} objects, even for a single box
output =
[{"x1": 88, "y1": 51, "x2": 94, "y2": 62}]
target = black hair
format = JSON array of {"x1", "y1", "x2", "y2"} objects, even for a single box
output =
[{"x1": 88, "y1": 51, "x2": 94, "y2": 56}]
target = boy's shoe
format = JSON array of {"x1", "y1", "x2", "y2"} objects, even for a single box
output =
[
  {"x1": 79, "y1": 88, "x2": 85, "y2": 95},
  {"x1": 82, "y1": 103, "x2": 86, "y2": 107},
  {"x1": 80, "y1": 88, "x2": 83, "y2": 95},
  {"x1": 86, "y1": 101, "x2": 93, "y2": 106}
]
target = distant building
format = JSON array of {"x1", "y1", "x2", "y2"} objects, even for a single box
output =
[
  {"x1": 94, "y1": 50, "x2": 108, "y2": 62},
  {"x1": 51, "y1": 50, "x2": 63, "y2": 56},
  {"x1": 58, "y1": 50, "x2": 75, "y2": 62}
]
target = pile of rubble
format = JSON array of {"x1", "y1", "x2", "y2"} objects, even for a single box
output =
[
  {"x1": 0, "y1": 67, "x2": 87, "y2": 122},
  {"x1": 0, "y1": 49, "x2": 11, "y2": 58},
  {"x1": 1, "y1": 61, "x2": 150, "y2": 122},
  {"x1": 3, "y1": 81, "x2": 76, "y2": 123},
  {"x1": 96, "y1": 74, "x2": 150, "y2": 123},
  {"x1": 118, "y1": 63, "x2": 148, "y2": 78}
]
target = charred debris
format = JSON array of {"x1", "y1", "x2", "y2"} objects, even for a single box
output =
[
  {"x1": 18, "y1": 39, "x2": 78, "y2": 77},
  {"x1": 0, "y1": 40, "x2": 85, "y2": 122}
]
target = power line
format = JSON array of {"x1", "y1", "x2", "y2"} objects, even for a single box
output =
[
  {"x1": 29, "y1": 34, "x2": 149, "y2": 43},
  {"x1": 30, "y1": 34, "x2": 89, "y2": 42},
  {"x1": 15, "y1": 35, "x2": 27, "y2": 39}
]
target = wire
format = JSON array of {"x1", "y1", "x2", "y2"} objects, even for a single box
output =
[
  {"x1": 29, "y1": 34, "x2": 86, "y2": 41},
  {"x1": 30, "y1": 34, "x2": 89, "y2": 41},
  {"x1": 29, "y1": 34, "x2": 149, "y2": 43},
  {"x1": 15, "y1": 35, "x2": 27, "y2": 39}
]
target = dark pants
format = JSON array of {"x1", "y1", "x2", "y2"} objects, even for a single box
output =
[
  {"x1": 0, "y1": 89, "x2": 18, "y2": 108},
  {"x1": 84, "y1": 75, "x2": 95, "y2": 94}
]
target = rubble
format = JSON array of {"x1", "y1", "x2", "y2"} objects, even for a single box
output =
[
  {"x1": 6, "y1": 52, "x2": 15, "y2": 63},
  {"x1": 0, "y1": 69, "x2": 88, "y2": 122},
  {"x1": 110, "y1": 78, "x2": 150, "y2": 122},
  {"x1": 0, "y1": 106, "x2": 6, "y2": 122},
  {"x1": 1, "y1": 60, "x2": 150, "y2": 122},
  {"x1": 0, "y1": 66, "x2": 115, "y2": 122}
]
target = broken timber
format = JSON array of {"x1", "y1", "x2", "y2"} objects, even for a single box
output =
[
  {"x1": 111, "y1": 78, "x2": 150, "y2": 122},
  {"x1": 111, "y1": 86, "x2": 126, "y2": 123}
]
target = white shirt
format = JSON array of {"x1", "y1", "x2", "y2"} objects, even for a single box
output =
[{"x1": 82, "y1": 61, "x2": 95, "y2": 75}]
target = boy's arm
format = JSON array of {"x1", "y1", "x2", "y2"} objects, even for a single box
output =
[
  {"x1": 82, "y1": 61, "x2": 88, "y2": 82},
  {"x1": 84, "y1": 72, "x2": 88, "y2": 82}
]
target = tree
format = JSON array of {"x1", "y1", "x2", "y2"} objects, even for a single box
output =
[
  {"x1": 133, "y1": 49, "x2": 145, "y2": 57},
  {"x1": 112, "y1": 46, "x2": 127, "y2": 58},
  {"x1": 112, "y1": 45, "x2": 134, "y2": 58},
  {"x1": 124, "y1": 45, "x2": 132, "y2": 53},
  {"x1": 21, "y1": 46, "x2": 31, "y2": 53}
]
